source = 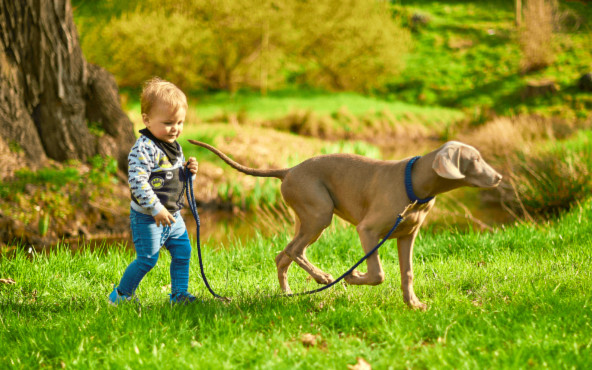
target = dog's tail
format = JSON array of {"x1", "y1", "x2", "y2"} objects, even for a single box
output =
[{"x1": 188, "y1": 140, "x2": 289, "y2": 180}]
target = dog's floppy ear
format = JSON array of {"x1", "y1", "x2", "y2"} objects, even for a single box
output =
[{"x1": 432, "y1": 143, "x2": 466, "y2": 180}]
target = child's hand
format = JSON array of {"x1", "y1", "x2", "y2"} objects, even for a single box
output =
[
  {"x1": 186, "y1": 157, "x2": 198, "y2": 175},
  {"x1": 154, "y1": 208, "x2": 175, "y2": 227}
]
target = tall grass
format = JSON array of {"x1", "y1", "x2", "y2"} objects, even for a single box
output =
[
  {"x1": 519, "y1": 0, "x2": 557, "y2": 73},
  {"x1": 505, "y1": 130, "x2": 592, "y2": 217},
  {"x1": 458, "y1": 115, "x2": 592, "y2": 220},
  {"x1": 2, "y1": 197, "x2": 592, "y2": 368}
]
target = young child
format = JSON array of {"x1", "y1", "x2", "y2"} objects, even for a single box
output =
[{"x1": 109, "y1": 77, "x2": 199, "y2": 305}]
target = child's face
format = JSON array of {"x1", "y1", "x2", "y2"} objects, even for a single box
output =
[{"x1": 142, "y1": 102, "x2": 186, "y2": 143}]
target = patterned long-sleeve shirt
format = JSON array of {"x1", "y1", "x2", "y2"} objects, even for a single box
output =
[{"x1": 128, "y1": 135, "x2": 187, "y2": 216}]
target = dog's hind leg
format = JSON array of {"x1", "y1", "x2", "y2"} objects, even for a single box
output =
[
  {"x1": 344, "y1": 223, "x2": 385, "y2": 286},
  {"x1": 275, "y1": 219, "x2": 299, "y2": 294},
  {"x1": 275, "y1": 251, "x2": 293, "y2": 293},
  {"x1": 284, "y1": 227, "x2": 334, "y2": 286},
  {"x1": 283, "y1": 211, "x2": 334, "y2": 284}
]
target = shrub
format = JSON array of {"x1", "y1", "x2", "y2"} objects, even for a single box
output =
[
  {"x1": 288, "y1": 0, "x2": 411, "y2": 92},
  {"x1": 77, "y1": 0, "x2": 410, "y2": 93},
  {"x1": 80, "y1": 10, "x2": 209, "y2": 92}
]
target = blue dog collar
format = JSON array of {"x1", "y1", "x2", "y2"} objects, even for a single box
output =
[{"x1": 405, "y1": 156, "x2": 435, "y2": 204}]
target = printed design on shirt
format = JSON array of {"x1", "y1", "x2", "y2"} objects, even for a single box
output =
[
  {"x1": 159, "y1": 155, "x2": 173, "y2": 169},
  {"x1": 150, "y1": 177, "x2": 165, "y2": 189}
]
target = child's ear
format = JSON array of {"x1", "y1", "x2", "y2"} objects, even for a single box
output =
[{"x1": 142, "y1": 113, "x2": 150, "y2": 126}]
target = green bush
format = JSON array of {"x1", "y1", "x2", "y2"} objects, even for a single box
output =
[
  {"x1": 76, "y1": 0, "x2": 410, "y2": 93},
  {"x1": 80, "y1": 10, "x2": 208, "y2": 91}
]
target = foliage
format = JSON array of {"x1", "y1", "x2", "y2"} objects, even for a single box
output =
[
  {"x1": 385, "y1": 1, "x2": 592, "y2": 116},
  {"x1": 74, "y1": 0, "x2": 410, "y2": 93},
  {"x1": 1, "y1": 198, "x2": 592, "y2": 368},
  {"x1": 80, "y1": 10, "x2": 209, "y2": 91},
  {"x1": 0, "y1": 156, "x2": 123, "y2": 237},
  {"x1": 506, "y1": 130, "x2": 592, "y2": 217},
  {"x1": 287, "y1": 0, "x2": 410, "y2": 91}
]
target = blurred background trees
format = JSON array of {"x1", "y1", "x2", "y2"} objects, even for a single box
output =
[{"x1": 76, "y1": 0, "x2": 410, "y2": 93}]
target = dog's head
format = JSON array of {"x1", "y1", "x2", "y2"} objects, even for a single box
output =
[{"x1": 432, "y1": 141, "x2": 502, "y2": 188}]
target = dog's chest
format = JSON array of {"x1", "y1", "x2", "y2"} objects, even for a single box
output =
[{"x1": 394, "y1": 201, "x2": 434, "y2": 236}]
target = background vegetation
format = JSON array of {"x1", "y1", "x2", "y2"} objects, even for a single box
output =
[{"x1": 76, "y1": 0, "x2": 410, "y2": 93}]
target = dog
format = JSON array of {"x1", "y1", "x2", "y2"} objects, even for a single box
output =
[{"x1": 189, "y1": 140, "x2": 502, "y2": 309}]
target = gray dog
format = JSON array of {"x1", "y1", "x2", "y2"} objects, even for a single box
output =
[{"x1": 189, "y1": 140, "x2": 502, "y2": 309}]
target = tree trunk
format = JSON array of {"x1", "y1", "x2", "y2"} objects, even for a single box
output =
[{"x1": 0, "y1": 0, "x2": 134, "y2": 173}]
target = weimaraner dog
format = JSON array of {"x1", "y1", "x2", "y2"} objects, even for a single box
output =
[{"x1": 189, "y1": 140, "x2": 502, "y2": 309}]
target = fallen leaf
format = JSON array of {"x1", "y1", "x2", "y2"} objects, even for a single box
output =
[
  {"x1": 300, "y1": 333, "x2": 317, "y2": 347},
  {"x1": 348, "y1": 357, "x2": 372, "y2": 370},
  {"x1": 0, "y1": 278, "x2": 16, "y2": 285}
]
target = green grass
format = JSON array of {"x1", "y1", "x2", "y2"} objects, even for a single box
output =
[
  {"x1": 193, "y1": 90, "x2": 465, "y2": 125},
  {"x1": 389, "y1": 0, "x2": 592, "y2": 117},
  {"x1": 123, "y1": 89, "x2": 466, "y2": 130},
  {"x1": 2, "y1": 198, "x2": 592, "y2": 368}
]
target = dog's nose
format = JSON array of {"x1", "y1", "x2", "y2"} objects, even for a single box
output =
[{"x1": 494, "y1": 173, "x2": 503, "y2": 185}]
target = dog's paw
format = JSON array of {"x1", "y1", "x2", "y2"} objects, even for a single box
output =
[
  {"x1": 315, "y1": 273, "x2": 334, "y2": 285},
  {"x1": 344, "y1": 270, "x2": 363, "y2": 285},
  {"x1": 405, "y1": 298, "x2": 427, "y2": 311}
]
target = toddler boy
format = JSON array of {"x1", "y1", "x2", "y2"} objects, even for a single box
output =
[{"x1": 109, "y1": 77, "x2": 198, "y2": 305}]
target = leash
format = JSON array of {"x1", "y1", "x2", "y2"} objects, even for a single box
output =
[
  {"x1": 183, "y1": 166, "x2": 229, "y2": 301},
  {"x1": 183, "y1": 156, "x2": 431, "y2": 299}
]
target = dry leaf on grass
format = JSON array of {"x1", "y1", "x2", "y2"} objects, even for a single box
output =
[
  {"x1": 348, "y1": 357, "x2": 372, "y2": 370},
  {"x1": 161, "y1": 284, "x2": 171, "y2": 293},
  {"x1": 300, "y1": 333, "x2": 318, "y2": 347},
  {"x1": 0, "y1": 278, "x2": 16, "y2": 285}
]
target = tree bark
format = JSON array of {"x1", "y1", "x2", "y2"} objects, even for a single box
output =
[{"x1": 0, "y1": 0, "x2": 134, "y2": 172}]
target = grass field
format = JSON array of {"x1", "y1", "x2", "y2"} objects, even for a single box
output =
[{"x1": 2, "y1": 198, "x2": 591, "y2": 368}]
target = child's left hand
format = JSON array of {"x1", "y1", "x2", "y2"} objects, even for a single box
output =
[{"x1": 186, "y1": 157, "x2": 199, "y2": 175}]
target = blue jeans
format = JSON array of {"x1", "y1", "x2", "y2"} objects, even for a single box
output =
[{"x1": 116, "y1": 208, "x2": 192, "y2": 296}]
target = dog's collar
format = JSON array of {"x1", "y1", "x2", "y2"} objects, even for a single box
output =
[{"x1": 405, "y1": 156, "x2": 435, "y2": 204}]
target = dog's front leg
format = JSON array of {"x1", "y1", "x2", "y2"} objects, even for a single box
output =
[
  {"x1": 344, "y1": 224, "x2": 385, "y2": 286},
  {"x1": 397, "y1": 232, "x2": 426, "y2": 310}
]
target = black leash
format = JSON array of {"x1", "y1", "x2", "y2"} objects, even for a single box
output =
[{"x1": 184, "y1": 167, "x2": 229, "y2": 301}]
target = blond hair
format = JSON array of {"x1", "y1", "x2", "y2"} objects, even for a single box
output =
[{"x1": 140, "y1": 77, "x2": 188, "y2": 115}]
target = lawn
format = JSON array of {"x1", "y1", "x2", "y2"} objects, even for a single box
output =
[{"x1": 2, "y1": 198, "x2": 591, "y2": 368}]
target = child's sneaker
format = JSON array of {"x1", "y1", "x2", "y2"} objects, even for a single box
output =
[
  {"x1": 108, "y1": 285, "x2": 136, "y2": 306},
  {"x1": 170, "y1": 291, "x2": 197, "y2": 305}
]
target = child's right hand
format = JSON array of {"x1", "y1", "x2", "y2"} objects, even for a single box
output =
[{"x1": 154, "y1": 208, "x2": 175, "y2": 227}]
